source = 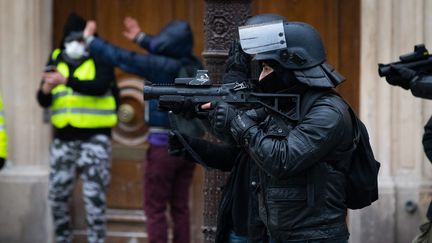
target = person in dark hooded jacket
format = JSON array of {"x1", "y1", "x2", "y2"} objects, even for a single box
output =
[{"x1": 83, "y1": 18, "x2": 203, "y2": 243}]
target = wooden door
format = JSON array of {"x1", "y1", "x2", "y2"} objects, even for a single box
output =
[
  {"x1": 53, "y1": 0, "x2": 360, "y2": 242},
  {"x1": 53, "y1": 1, "x2": 205, "y2": 242}
]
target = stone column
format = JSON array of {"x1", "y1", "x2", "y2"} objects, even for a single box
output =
[
  {"x1": 0, "y1": 0, "x2": 53, "y2": 242},
  {"x1": 354, "y1": 0, "x2": 432, "y2": 242},
  {"x1": 202, "y1": 0, "x2": 250, "y2": 242}
]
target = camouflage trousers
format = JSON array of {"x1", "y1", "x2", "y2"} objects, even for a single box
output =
[{"x1": 48, "y1": 134, "x2": 111, "y2": 243}]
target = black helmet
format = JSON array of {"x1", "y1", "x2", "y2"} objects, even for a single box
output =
[
  {"x1": 254, "y1": 22, "x2": 325, "y2": 70},
  {"x1": 245, "y1": 13, "x2": 288, "y2": 25},
  {"x1": 239, "y1": 19, "x2": 345, "y2": 87}
]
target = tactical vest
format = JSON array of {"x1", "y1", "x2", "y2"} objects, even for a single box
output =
[
  {"x1": 50, "y1": 49, "x2": 117, "y2": 129},
  {"x1": 0, "y1": 96, "x2": 7, "y2": 158}
]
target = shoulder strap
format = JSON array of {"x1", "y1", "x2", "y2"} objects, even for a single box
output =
[
  {"x1": 51, "y1": 48, "x2": 61, "y2": 61},
  {"x1": 347, "y1": 106, "x2": 361, "y2": 147},
  {"x1": 50, "y1": 48, "x2": 63, "y2": 66}
]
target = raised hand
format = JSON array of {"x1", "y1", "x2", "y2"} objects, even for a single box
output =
[
  {"x1": 207, "y1": 102, "x2": 238, "y2": 133},
  {"x1": 83, "y1": 20, "x2": 97, "y2": 38},
  {"x1": 123, "y1": 16, "x2": 141, "y2": 41}
]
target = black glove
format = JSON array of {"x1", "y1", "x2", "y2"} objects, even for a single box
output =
[
  {"x1": 229, "y1": 40, "x2": 250, "y2": 69},
  {"x1": 244, "y1": 107, "x2": 268, "y2": 123},
  {"x1": 230, "y1": 110, "x2": 260, "y2": 146},
  {"x1": 386, "y1": 65, "x2": 417, "y2": 90},
  {"x1": 223, "y1": 40, "x2": 251, "y2": 83},
  {"x1": 208, "y1": 101, "x2": 239, "y2": 133},
  {"x1": 0, "y1": 158, "x2": 5, "y2": 170}
]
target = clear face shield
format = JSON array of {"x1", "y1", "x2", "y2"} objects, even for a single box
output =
[{"x1": 238, "y1": 20, "x2": 287, "y2": 55}]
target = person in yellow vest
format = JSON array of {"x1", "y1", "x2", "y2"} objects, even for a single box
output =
[
  {"x1": 0, "y1": 95, "x2": 7, "y2": 170},
  {"x1": 36, "y1": 13, "x2": 118, "y2": 243}
]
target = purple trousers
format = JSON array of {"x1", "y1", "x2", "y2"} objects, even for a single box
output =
[{"x1": 144, "y1": 144, "x2": 195, "y2": 243}]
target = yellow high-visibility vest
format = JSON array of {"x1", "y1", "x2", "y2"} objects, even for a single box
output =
[
  {"x1": 0, "y1": 96, "x2": 7, "y2": 159},
  {"x1": 50, "y1": 49, "x2": 117, "y2": 129}
]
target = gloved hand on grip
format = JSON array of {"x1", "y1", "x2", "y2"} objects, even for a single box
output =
[
  {"x1": 207, "y1": 101, "x2": 239, "y2": 133},
  {"x1": 386, "y1": 65, "x2": 417, "y2": 90},
  {"x1": 230, "y1": 109, "x2": 262, "y2": 146}
]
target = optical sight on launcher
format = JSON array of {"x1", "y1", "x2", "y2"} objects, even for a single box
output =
[{"x1": 378, "y1": 44, "x2": 432, "y2": 77}]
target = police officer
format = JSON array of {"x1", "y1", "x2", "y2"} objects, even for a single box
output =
[
  {"x1": 36, "y1": 13, "x2": 117, "y2": 243},
  {"x1": 385, "y1": 65, "x2": 432, "y2": 166},
  {"x1": 171, "y1": 14, "x2": 355, "y2": 242},
  {"x1": 204, "y1": 18, "x2": 355, "y2": 242},
  {"x1": 387, "y1": 63, "x2": 432, "y2": 241}
]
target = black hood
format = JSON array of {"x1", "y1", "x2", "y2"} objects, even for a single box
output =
[
  {"x1": 60, "y1": 13, "x2": 86, "y2": 49},
  {"x1": 149, "y1": 20, "x2": 194, "y2": 58}
]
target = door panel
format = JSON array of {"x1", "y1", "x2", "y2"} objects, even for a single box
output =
[{"x1": 53, "y1": 1, "x2": 205, "y2": 242}]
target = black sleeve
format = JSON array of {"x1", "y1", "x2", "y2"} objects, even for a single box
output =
[
  {"x1": 0, "y1": 158, "x2": 4, "y2": 170},
  {"x1": 245, "y1": 98, "x2": 349, "y2": 178},
  {"x1": 423, "y1": 116, "x2": 432, "y2": 162},
  {"x1": 410, "y1": 74, "x2": 432, "y2": 99},
  {"x1": 187, "y1": 137, "x2": 240, "y2": 171},
  {"x1": 222, "y1": 40, "x2": 250, "y2": 84},
  {"x1": 36, "y1": 55, "x2": 54, "y2": 108},
  {"x1": 37, "y1": 89, "x2": 52, "y2": 108},
  {"x1": 136, "y1": 34, "x2": 154, "y2": 52},
  {"x1": 66, "y1": 55, "x2": 115, "y2": 96}
]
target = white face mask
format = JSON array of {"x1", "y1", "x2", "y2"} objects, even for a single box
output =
[{"x1": 64, "y1": 41, "x2": 86, "y2": 59}]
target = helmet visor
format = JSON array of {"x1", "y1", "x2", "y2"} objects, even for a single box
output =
[{"x1": 239, "y1": 20, "x2": 287, "y2": 55}]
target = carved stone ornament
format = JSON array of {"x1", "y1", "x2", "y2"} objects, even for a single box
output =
[{"x1": 202, "y1": 1, "x2": 251, "y2": 242}]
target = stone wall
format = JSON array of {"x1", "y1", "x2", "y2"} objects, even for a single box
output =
[
  {"x1": 353, "y1": 0, "x2": 432, "y2": 242},
  {"x1": 0, "y1": 0, "x2": 53, "y2": 242}
]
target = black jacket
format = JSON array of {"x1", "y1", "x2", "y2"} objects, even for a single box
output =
[
  {"x1": 242, "y1": 91, "x2": 354, "y2": 241},
  {"x1": 186, "y1": 138, "x2": 266, "y2": 243}
]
